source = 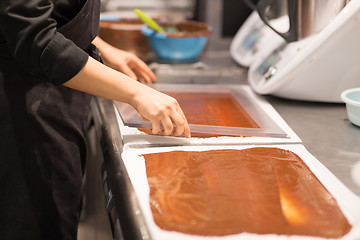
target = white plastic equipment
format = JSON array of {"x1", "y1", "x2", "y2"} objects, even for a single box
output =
[{"x1": 232, "y1": 0, "x2": 360, "y2": 102}]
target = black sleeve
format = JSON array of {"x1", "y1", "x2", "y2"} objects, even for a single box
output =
[{"x1": 0, "y1": 0, "x2": 89, "y2": 85}]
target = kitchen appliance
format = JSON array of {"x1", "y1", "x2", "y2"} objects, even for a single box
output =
[
  {"x1": 230, "y1": 11, "x2": 286, "y2": 67},
  {"x1": 256, "y1": 0, "x2": 346, "y2": 42},
  {"x1": 230, "y1": 0, "x2": 287, "y2": 67},
  {"x1": 232, "y1": 0, "x2": 360, "y2": 102}
]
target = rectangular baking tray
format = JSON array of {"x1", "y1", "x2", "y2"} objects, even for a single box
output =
[
  {"x1": 121, "y1": 144, "x2": 360, "y2": 240},
  {"x1": 115, "y1": 84, "x2": 285, "y2": 137},
  {"x1": 113, "y1": 84, "x2": 301, "y2": 146}
]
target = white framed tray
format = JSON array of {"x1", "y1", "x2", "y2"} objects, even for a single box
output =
[
  {"x1": 113, "y1": 84, "x2": 301, "y2": 147},
  {"x1": 121, "y1": 144, "x2": 360, "y2": 240}
]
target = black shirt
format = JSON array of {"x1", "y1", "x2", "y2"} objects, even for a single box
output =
[{"x1": 0, "y1": 0, "x2": 91, "y2": 85}]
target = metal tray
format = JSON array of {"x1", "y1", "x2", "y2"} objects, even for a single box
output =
[{"x1": 114, "y1": 84, "x2": 288, "y2": 138}]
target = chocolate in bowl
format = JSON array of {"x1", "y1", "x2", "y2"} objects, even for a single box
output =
[
  {"x1": 99, "y1": 19, "x2": 151, "y2": 58},
  {"x1": 161, "y1": 21, "x2": 212, "y2": 38}
]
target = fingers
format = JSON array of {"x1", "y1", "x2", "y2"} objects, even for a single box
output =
[
  {"x1": 149, "y1": 115, "x2": 173, "y2": 136},
  {"x1": 170, "y1": 107, "x2": 186, "y2": 137},
  {"x1": 131, "y1": 62, "x2": 157, "y2": 84},
  {"x1": 135, "y1": 71, "x2": 152, "y2": 84},
  {"x1": 150, "y1": 103, "x2": 191, "y2": 138},
  {"x1": 175, "y1": 106, "x2": 191, "y2": 138},
  {"x1": 151, "y1": 120, "x2": 161, "y2": 135},
  {"x1": 183, "y1": 125, "x2": 191, "y2": 138},
  {"x1": 106, "y1": 50, "x2": 156, "y2": 83},
  {"x1": 136, "y1": 63, "x2": 157, "y2": 82},
  {"x1": 118, "y1": 62, "x2": 154, "y2": 84},
  {"x1": 119, "y1": 64, "x2": 138, "y2": 80},
  {"x1": 133, "y1": 86, "x2": 190, "y2": 138},
  {"x1": 160, "y1": 116, "x2": 174, "y2": 136},
  {"x1": 127, "y1": 53, "x2": 156, "y2": 82},
  {"x1": 121, "y1": 60, "x2": 156, "y2": 84}
]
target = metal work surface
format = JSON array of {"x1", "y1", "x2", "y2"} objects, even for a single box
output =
[
  {"x1": 91, "y1": 50, "x2": 360, "y2": 239},
  {"x1": 266, "y1": 96, "x2": 360, "y2": 196}
]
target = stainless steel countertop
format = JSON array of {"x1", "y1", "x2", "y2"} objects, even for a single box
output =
[
  {"x1": 91, "y1": 94, "x2": 360, "y2": 240},
  {"x1": 91, "y1": 44, "x2": 360, "y2": 240},
  {"x1": 266, "y1": 96, "x2": 360, "y2": 196}
]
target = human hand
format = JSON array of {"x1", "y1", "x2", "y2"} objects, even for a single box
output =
[
  {"x1": 131, "y1": 84, "x2": 191, "y2": 138},
  {"x1": 103, "y1": 48, "x2": 156, "y2": 84},
  {"x1": 93, "y1": 37, "x2": 156, "y2": 84}
]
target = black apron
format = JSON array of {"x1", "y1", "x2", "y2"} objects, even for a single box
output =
[{"x1": 0, "y1": 0, "x2": 100, "y2": 239}]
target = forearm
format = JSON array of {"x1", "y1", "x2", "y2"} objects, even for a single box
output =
[
  {"x1": 64, "y1": 40, "x2": 190, "y2": 138},
  {"x1": 63, "y1": 56, "x2": 142, "y2": 105}
]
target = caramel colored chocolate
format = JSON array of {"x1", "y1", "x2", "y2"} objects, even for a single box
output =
[
  {"x1": 166, "y1": 92, "x2": 258, "y2": 128},
  {"x1": 143, "y1": 148, "x2": 351, "y2": 238},
  {"x1": 138, "y1": 91, "x2": 259, "y2": 137}
]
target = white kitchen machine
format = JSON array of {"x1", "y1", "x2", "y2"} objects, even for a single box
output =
[{"x1": 231, "y1": 0, "x2": 360, "y2": 102}]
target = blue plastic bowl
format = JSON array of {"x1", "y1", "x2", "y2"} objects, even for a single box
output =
[{"x1": 141, "y1": 21, "x2": 211, "y2": 61}]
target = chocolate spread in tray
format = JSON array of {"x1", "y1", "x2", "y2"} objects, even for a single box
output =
[
  {"x1": 167, "y1": 92, "x2": 259, "y2": 128},
  {"x1": 139, "y1": 91, "x2": 259, "y2": 137},
  {"x1": 143, "y1": 147, "x2": 351, "y2": 238}
]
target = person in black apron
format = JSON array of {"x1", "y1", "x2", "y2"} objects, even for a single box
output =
[{"x1": 0, "y1": 0, "x2": 191, "y2": 239}]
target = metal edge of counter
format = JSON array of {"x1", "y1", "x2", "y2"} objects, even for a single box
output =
[{"x1": 91, "y1": 96, "x2": 151, "y2": 240}]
